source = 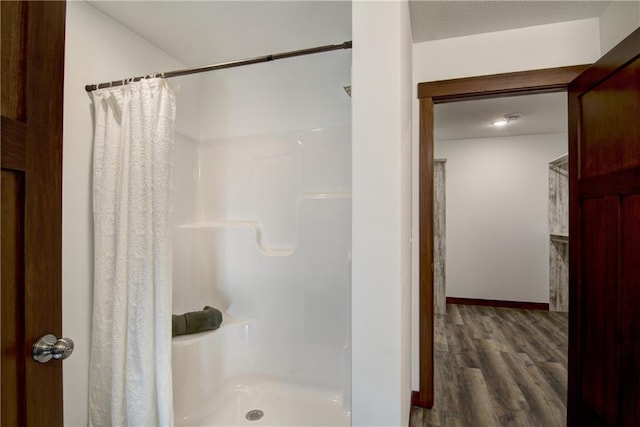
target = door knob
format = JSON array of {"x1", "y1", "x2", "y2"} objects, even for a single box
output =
[{"x1": 32, "y1": 334, "x2": 74, "y2": 363}]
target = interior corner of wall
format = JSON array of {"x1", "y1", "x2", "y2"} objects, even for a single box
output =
[{"x1": 597, "y1": 1, "x2": 640, "y2": 57}]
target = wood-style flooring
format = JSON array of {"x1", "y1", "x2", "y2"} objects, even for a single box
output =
[{"x1": 410, "y1": 304, "x2": 568, "y2": 427}]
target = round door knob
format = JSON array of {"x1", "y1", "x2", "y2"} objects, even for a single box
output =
[{"x1": 32, "y1": 334, "x2": 74, "y2": 363}]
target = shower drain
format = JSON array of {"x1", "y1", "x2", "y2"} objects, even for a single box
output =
[{"x1": 245, "y1": 409, "x2": 264, "y2": 421}]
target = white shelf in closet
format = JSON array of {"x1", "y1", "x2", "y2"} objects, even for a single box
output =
[{"x1": 550, "y1": 233, "x2": 569, "y2": 243}]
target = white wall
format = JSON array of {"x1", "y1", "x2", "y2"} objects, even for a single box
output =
[
  {"x1": 62, "y1": 2, "x2": 199, "y2": 425},
  {"x1": 352, "y1": 1, "x2": 413, "y2": 425},
  {"x1": 435, "y1": 132, "x2": 567, "y2": 302},
  {"x1": 399, "y1": 2, "x2": 414, "y2": 426},
  {"x1": 410, "y1": 18, "x2": 602, "y2": 390},
  {"x1": 413, "y1": 18, "x2": 601, "y2": 83},
  {"x1": 599, "y1": 0, "x2": 640, "y2": 55}
]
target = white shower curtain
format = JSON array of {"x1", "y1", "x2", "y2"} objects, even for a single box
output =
[{"x1": 89, "y1": 78, "x2": 176, "y2": 426}]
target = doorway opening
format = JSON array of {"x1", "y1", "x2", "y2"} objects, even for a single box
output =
[
  {"x1": 412, "y1": 64, "x2": 590, "y2": 411},
  {"x1": 415, "y1": 91, "x2": 571, "y2": 425},
  {"x1": 433, "y1": 92, "x2": 569, "y2": 310}
]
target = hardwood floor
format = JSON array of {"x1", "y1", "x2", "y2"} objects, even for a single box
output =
[{"x1": 410, "y1": 304, "x2": 568, "y2": 427}]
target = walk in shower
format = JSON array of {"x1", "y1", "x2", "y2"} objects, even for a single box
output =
[
  {"x1": 70, "y1": 1, "x2": 352, "y2": 424},
  {"x1": 84, "y1": 2, "x2": 352, "y2": 423},
  {"x1": 167, "y1": 38, "x2": 352, "y2": 426}
]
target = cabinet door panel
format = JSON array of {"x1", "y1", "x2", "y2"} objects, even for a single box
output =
[
  {"x1": 579, "y1": 197, "x2": 619, "y2": 424},
  {"x1": 620, "y1": 195, "x2": 640, "y2": 426},
  {"x1": 580, "y1": 58, "x2": 640, "y2": 178}
]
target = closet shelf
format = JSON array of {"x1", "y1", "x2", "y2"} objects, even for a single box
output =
[
  {"x1": 549, "y1": 153, "x2": 568, "y2": 167},
  {"x1": 550, "y1": 233, "x2": 569, "y2": 243}
]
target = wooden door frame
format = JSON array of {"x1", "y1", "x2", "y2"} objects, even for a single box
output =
[{"x1": 413, "y1": 64, "x2": 590, "y2": 408}]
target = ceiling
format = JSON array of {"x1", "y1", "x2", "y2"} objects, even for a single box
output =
[
  {"x1": 409, "y1": 1, "x2": 611, "y2": 43},
  {"x1": 434, "y1": 92, "x2": 568, "y2": 141},
  {"x1": 87, "y1": 1, "x2": 614, "y2": 66},
  {"x1": 87, "y1": 1, "x2": 352, "y2": 67},
  {"x1": 87, "y1": 1, "x2": 602, "y2": 139}
]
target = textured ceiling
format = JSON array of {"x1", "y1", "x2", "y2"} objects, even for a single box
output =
[
  {"x1": 435, "y1": 92, "x2": 568, "y2": 141},
  {"x1": 410, "y1": 1, "x2": 611, "y2": 42}
]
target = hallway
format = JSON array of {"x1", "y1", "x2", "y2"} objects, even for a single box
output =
[{"x1": 410, "y1": 304, "x2": 568, "y2": 427}]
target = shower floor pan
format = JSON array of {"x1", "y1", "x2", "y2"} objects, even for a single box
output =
[{"x1": 177, "y1": 376, "x2": 350, "y2": 426}]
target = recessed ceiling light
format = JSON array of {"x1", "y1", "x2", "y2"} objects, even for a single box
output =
[{"x1": 491, "y1": 113, "x2": 522, "y2": 127}]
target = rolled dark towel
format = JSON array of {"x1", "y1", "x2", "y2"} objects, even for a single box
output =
[{"x1": 172, "y1": 306, "x2": 223, "y2": 337}]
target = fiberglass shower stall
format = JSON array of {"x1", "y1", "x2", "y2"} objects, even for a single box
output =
[{"x1": 168, "y1": 45, "x2": 352, "y2": 425}]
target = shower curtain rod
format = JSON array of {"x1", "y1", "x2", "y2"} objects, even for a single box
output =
[{"x1": 85, "y1": 40, "x2": 352, "y2": 92}]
